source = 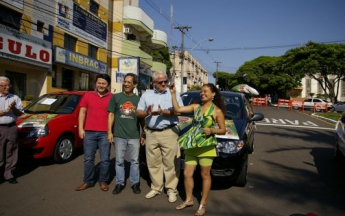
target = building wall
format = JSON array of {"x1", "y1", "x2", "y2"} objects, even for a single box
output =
[{"x1": 170, "y1": 51, "x2": 208, "y2": 93}]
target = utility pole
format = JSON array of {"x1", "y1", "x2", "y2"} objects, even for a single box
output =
[
  {"x1": 174, "y1": 26, "x2": 191, "y2": 93},
  {"x1": 214, "y1": 61, "x2": 221, "y2": 88},
  {"x1": 171, "y1": 45, "x2": 178, "y2": 81}
]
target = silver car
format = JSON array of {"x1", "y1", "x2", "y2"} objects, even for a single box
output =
[{"x1": 335, "y1": 113, "x2": 345, "y2": 161}]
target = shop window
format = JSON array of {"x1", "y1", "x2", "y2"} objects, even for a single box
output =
[
  {"x1": 90, "y1": 1, "x2": 99, "y2": 15},
  {"x1": 79, "y1": 73, "x2": 89, "y2": 90},
  {"x1": 0, "y1": 5, "x2": 22, "y2": 30},
  {"x1": 5, "y1": 71, "x2": 26, "y2": 99},
  {"x1": 37, "y1": 21, "x2": 44, "y2": 33},
  {"x1": 88, "y1": 44, "x2": 98, "y2": 59},
  {"x1": 64, "y1": 34, "x2": 77, "y2": 51},
  {"x1": 62, "y1": 68, "x2": 74, "y2": 90}
]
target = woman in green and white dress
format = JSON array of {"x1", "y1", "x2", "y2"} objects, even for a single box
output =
[{"x1": 171, "y1": 83, "x2": 226, "y2": 216}]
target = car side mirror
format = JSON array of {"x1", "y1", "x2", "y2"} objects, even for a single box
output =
[{"x1": 249, "y1": 113, "x2": 264, "y2": 122}]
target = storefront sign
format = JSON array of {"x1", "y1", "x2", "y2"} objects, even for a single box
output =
[
  {"x1": 0, "y1": 24, "x2": 52, "y2": 67},
  {"x1": 56, "y1": 0, "x2": 107, "y2": 48},
  {"x1": 117, "y1": 58, "x2": 140, "y2": 83},
  {"x1": 54, "y1": 46, "x2": 107, "y2": 74}
]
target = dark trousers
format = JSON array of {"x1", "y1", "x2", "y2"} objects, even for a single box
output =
[{"x1": 0, "y1": 125, "x2": 18, "y2": 180}]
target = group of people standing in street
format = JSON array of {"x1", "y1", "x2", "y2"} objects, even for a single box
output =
[
  {"x1": 0, "y1": 70, "x2": 226, "y2": 216},
  {"x1": 75, "y1": 70, "x2": 226, "y2": 216}
]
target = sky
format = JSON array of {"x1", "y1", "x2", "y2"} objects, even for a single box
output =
[{"x1": 140, "y1": 0, "x2": 345, "y2": 84}]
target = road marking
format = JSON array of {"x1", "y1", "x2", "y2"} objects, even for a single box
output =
[
  {"x1": 262, "y1": 118, "x2": 318, "y2": 126},
  {"x1": 257, "y1": 123, "x2": 334, "y2": 131}
]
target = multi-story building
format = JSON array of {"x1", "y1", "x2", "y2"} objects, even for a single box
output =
[
  {"x1": 0, "y1": 0, "x2": 175, "y2": 99},
  {"x1": 0, "y1": 0, "x2": 53, "y2": 99},
  {"x1": 170, "y1": 50, "x2": 208, "y2": 93}
]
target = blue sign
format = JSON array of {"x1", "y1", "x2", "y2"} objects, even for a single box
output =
[{"x1": 54, "y1": 46, "x2": 107, "y2": 74}]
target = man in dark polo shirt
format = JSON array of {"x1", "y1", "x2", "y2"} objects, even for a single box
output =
[{"x1": 0, "y1": 76, "x2": 24, "y2": 184}]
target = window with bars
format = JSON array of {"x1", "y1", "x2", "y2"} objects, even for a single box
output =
[{"x1": 79, "y1": 73, "x2": 89, "y2": 90}]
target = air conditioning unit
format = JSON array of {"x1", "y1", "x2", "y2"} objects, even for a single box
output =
[{"x1": 124, "y1": 27, "x2": 132, "y2": 34}]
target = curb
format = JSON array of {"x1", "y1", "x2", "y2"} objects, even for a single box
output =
[{"x1": 311, "y1": 113, "x2": 337, "y2": 124}]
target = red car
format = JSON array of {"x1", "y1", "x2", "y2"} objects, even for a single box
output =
[{"x1": 16, "y1": 91, "x2": 86, "y2": 163}]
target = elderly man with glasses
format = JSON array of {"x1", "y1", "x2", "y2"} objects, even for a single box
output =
[
  {"x1": 0, "y1": 76, "x2": 24, "y2": 184},
  {"x1": 136, "y1": 71, "x2": 183, "y2": 203}
]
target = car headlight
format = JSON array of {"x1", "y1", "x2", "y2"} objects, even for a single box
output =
[
  {"x1": 216, "y1": 140, "x2": 244, "y2": 154},
  {"x1": 27, "y1": 125, "x2": 49, "y2": 138}
]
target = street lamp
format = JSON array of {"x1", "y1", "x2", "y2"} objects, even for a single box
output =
[{"x1": 190, "y1": 38, "x2": 214, "y2": 52}]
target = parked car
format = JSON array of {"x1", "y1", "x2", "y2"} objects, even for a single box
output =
[
  {"x1": 302, "y1": 98, "x2": 333, "y2": 111},
  {"x1": 140, "y1": 91, "x2": 264, "y2": 187},
  {"x1": 335, "y1": 113, "x2": 345, "y2": 161},
  {"x1": 330, "y1": 101, "x2": 345, "y2": 113},
  {"x1": 16, "y1": 91, "x2": 86, "y2": 163}
]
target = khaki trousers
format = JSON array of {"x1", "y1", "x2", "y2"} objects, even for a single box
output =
[{"x1": 145, "y1": 126, "x2": 180, "y2": 194}]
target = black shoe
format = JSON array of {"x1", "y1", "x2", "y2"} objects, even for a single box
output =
[
  {"x1": 112, "y1": 184, "x2": 124, "y2": 195},
  {"x1": 7, "y1": 178, "x2": 18, "y2": 184},
  {"x1": 131, "y1": 183, "x2": 141, "y2": 194}
]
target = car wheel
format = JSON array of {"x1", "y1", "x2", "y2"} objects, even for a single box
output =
[
  {"x1": 53, "y1": 135, "x2": 74, "y2": 163},
  {"x1": 334, "y1": 138, "x2": 343, "y2": 162},
  {"x1": 233, "y1": 154, "x2": 248, "y2": 187},
  {"x1": 293, "y1": 106, "x2": 299, "y2": 110}
]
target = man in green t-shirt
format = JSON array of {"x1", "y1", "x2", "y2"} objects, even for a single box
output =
[{"x1": 107, "y1": 73, "x2": 144, "y2": 195}]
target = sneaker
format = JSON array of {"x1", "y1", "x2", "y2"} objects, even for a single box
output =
[
  {"x1": 112, "y1": 184, "x2": 125, "y2": 195},
  {"x1": 168, "y1": 192, "x2": 177, "y2": 203},
  {"x1": 131, "y1": 183, "x2": 141, "y2": 194},
  {"x1": 145, "y1": 190, "x2": 161, "y2": 199}
]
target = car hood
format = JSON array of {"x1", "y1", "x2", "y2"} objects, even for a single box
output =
[{"x1": 17, "y1": 113, "x2": 58, "y2": 128}]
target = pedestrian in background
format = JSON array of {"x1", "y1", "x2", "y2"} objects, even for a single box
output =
[
  {"x1": 107, "y1": 73, "x2": 145, "y2": 195},
  {"x1": 75, "y1": 74, "x2": 112, "y2": 192},
  {"x1": 267, "y1": 94, "x2": 272, "y2": 106},
  {"x1": 136, "y1": 71, "x2": 183, "y2": 203},
  {"x1": 171, "y1": 83, "x2": 226, "y2": 216},
  {"x1": 0, "y1": 76, "x2": 24, "y2": 184}
]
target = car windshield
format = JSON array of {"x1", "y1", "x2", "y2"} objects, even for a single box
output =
[
  {"x1": 25, "y1": 94, "x2": 81, "y2": 114},
  {"x1": 181, "y1": 93, "x2": 243, "y2": 119}
]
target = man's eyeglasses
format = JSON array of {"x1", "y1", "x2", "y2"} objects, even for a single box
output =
[
  {"x1": 0, "y1": 85, "x2": 11, "y2": 88},
  {"x1": 155, "y1": 80, "x2": 168, "y2": 85}
]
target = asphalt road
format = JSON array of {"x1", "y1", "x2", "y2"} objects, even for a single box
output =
[{"x1": 0, "y1": 107, "x2": 344, "y2": 216}]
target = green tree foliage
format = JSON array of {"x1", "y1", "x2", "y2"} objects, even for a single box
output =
[
  {"x1": 188, "y1": 85, "x2": 202, "y2": 91},
  {"x1": 234, "y1": 56, "x2": 299, "y2": 96},
  {"x1": 213, "y1": 72, "x2": 238, "y2": 90},
  {"x1": 153, "y1": 47, "x2": 173, "y2": 78},
  {"x1": 280, "y1": 42, "x2": 345, "y2": 102}
]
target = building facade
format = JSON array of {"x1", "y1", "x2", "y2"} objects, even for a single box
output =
[
  {"x1": 170, "y1": 50, "x2": 208, "y2": 93},
  {"x1": 0, "y1": 0, "x2": 190, "y2": 99}
]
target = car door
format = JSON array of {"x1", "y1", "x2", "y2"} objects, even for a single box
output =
[
  {"x1": 304, "y1": 98, "x2": 312, "y2": 108},
  {"x1": 244, "y1": 97, "x2": 255, "y2": 147},
  {"x1": 337, "y1": 113, "x2": 345, "y2": 155}
]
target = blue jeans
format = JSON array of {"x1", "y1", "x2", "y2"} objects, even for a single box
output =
[
  {"x1": 83, "y1": 131, "x2": 110, "y2": 185},
  {"x1": 114, "y1": 137, "x2": 140, "y2": 186}
]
